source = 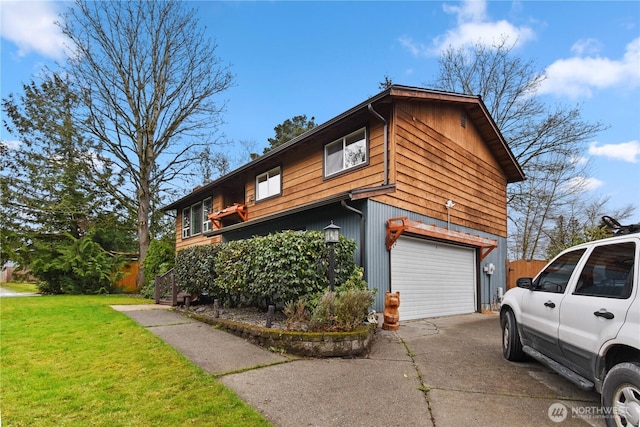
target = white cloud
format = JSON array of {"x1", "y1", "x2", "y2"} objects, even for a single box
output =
[
  {"x1": 571, "y1": 38, "x2": 603, "y2": 56},
  {"x1": 399, "y1": 36, "x2": 427, "y2": 57},
  {"x1": 400, "y1": 0, "x2": 535, "y2": 57},
  {"x1": 571, "y1": 155, "x2": 589, "y2": 166},
  {"x1": 539, "y1": 37, "x2": 640, "y2": 98},
  {"x1": 564, "y1": 176, "x2": 604, "y2": 192},
  {"x1": 443, "y1": 0, "x2": 488, "y2": 24},
  {"x1": 0, "y1": 140, "x2": 22, "y2": 150},
  {"x1": 0, "y1": 0, "x2": 69, "y2": 59},
  {"x1": 588, "y1": 140, "x2": 640, "y2": 163}
]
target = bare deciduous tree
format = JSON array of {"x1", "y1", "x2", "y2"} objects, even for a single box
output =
[
  {"x1": 59, "y1": 0, "x2": 234, "y2": 286},
  {"x1": 508, "y1": 153, "x2": 589, "y2": 259},
  {"x1": 543, "y1": 196, "x2": 636, "y2": 258},
  {"x1": 432, "y1": 36, "x2": 607, "y2": 260}
]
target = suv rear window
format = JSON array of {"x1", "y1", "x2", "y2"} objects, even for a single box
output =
[{"x1": 574, "y1": 242, "x2": 635, "y2": 299}]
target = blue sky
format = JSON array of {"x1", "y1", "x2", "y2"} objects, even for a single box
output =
[{"x1": 1, "y1": 0, "x2": 639, "y2": 218}]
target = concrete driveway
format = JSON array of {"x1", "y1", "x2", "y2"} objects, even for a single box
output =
[{"x1": 398, "y1": 313, "x2": 603, "y2": 427}]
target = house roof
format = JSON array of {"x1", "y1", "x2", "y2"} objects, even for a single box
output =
[{"x1": 162, "y1": 85, "x2": 525, "y2": 211}]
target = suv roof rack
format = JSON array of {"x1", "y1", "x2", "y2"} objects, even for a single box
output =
[{"x1": 603, "y1": 215, "x2": 640, "y2": 235}]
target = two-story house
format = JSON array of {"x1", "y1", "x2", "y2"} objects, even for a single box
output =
[{"x1": 162, "y1": 85, "x2": 525, "y2": 321}]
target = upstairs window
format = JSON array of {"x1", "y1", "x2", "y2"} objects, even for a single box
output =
[
  {"x1": 203, "y1": 197, "x2": 213, "y2": 232},
  {"x1": 324, "y1": 128, "x2": 367, "y2": 177},
  {"x1": 256, "y1": 167, "x2": 281, "y2": 201},
  {"x1": 182, "y1": 207, "x2": 190, "y2": 238},
  {"x1": 182, "y1": 197, "x2": 213, "y2": 239},
  {"x1": 190, "y1": 202, "x2": 203, "y2": 236}
]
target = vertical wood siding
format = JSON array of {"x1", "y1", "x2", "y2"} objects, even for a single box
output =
[
  {"x1": 172, "y1": 97, "x2": 512, "y2": 253},
  {"x1": 243, "y1": 122, "x2": 387, "y2": 220},
  {"x1": 373, "y1": 100, "x2": 508, "y2": 237}
]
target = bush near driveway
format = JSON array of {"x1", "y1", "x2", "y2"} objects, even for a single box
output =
[{"x1": 0, "y1": 295, "x2": 271, "y2": 427}]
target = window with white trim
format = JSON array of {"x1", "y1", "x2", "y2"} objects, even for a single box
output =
[
  {"x1": 324, "y1": 128, "x2": 367, "y2": 177},
  {"x1": 203, "y1": 197, "x2": 213, "y2": 232},
  {"x1": 182, "y1": 197, "x2": 213, "y2": 238},
  {"x1": 256, "y1": 167, "x2": 281, "y2": 201},
  {"x1": 182, "y1": 207, "x2": 191, "y2": 238},
  {"x1": 191, "y1": 202, "x2": 203, "y2": 236}
]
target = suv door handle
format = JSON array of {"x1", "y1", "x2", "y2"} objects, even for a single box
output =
[
  {"x1": 594, "y1": 310, "x2": 614, "y2": 320},
  {"x1": 544, "y1": 301, "x2": 556, "y2": 308}
]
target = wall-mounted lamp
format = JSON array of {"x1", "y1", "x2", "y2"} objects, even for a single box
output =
[{"x1": 445, "y1": 200, "x2": 455, "y2": 230}]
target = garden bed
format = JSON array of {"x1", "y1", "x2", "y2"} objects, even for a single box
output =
[{"x1": 176, "y1": 305, "x2": 378, "y2": 358}]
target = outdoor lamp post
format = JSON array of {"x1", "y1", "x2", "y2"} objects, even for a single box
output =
[{"x1": 323, "y1": 221, "x2": 341, "y2": 292}]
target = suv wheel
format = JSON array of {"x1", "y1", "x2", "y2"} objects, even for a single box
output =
[
  {"x1": 602, "y1": 362, "x2": 640, "y2": 427},
  {"x1": 501, "y1": 310, "x2": 524, "y2": 361}
]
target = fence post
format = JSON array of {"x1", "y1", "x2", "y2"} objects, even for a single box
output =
[
  {"x1": 266, "y1": 305, "x2": 275, "y2": 328},
  {"x1": 171, "y1": 272, "x2": 178, "y2": 306},
  {"x1": 154, "y1": 275, "x2": 160, "y2": 304}
]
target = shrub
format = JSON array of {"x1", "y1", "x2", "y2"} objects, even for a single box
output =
[
  {"x1": 309, "y1": 291, "x2": 336, "y2": 331},
  {"x1": 32, "y1": 233, "x2": 123, "y2": 295},
  {"x1": 143, "y1": 239, "x2": 175, "y2": 285},
  {"x1": 338, "y1": 265, "x2": 368, "y2": 291},
  {"x1": 174, "y1": 230, "x2": 368, "y2": 313},
  {"x1": 288, "y1": 285, "x2": 375, "y2": 332},
  {"x1": 333, "y1": 288, "x2": 375, "y2": 331},
  {"x1": 246, "y1": 230, "x2": 328, "y2": 308},
  {"x1": 175, "y1": 244, "x2": 220, "y2": 296},
  {"x1": 140, "y1": 239, "x2": 175, "y2": 298},
  {"x1": 213, "y1": 239, "x2": 252, "y2": 306},
  {"x1": 283, "y1": 298, "x2": 311, "y2": 330},
  {"x1": 283, "y1": 266, "x2": 374, "y2": 332},
  {"x1": 270, "y1": 231, "x2": 360, "y2": 306}
]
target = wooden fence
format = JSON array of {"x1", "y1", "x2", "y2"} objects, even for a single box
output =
[
  {"x1": 1, "y1": 262, "x2": 140, "y2": 292},
  {"x1": 505, "y1": 259, "x2": 548, "y2": 290},
  {"x1": 0, "y1": 267, "x2": 36, "y2": 283},
  {"x1": 116, "y1": 262, "x2": 139, "y2": 293}
]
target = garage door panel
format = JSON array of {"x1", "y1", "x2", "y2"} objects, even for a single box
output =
[{"x1": 391, "y1": 236, "x2": 476, "y2": 320}]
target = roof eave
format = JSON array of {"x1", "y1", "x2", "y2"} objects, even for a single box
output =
[
  {"x1": 162, "y1": 88, "x2": 394, "y2": 211},
  {"x1": 162, "y1": 85, "x2": 526, "y2": 210}
]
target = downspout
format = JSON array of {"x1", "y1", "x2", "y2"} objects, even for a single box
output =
[
  {"x1": 341, "y1": 200, "x2": 365, "y2": 270},
  {"x1": 368, "y1": 104, "x2": 390, "y2": 295},
  {"x1": 368, "y1": 104, "x2": 388, "y2": 185}
]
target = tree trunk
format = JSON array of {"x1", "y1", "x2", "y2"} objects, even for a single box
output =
[{"x1": 136, "y1": 182, "x2": 151, "y2": 289}]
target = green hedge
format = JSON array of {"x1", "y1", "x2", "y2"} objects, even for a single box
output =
[
  {"x1": 175, "y1": 244, "x2": 221, "y2": 296},
  {"x1": 175, "y1": 230, "x2": 361, "y2": 308}
]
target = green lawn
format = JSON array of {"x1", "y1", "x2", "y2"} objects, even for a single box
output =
[
  {"x1": 1, "y1": 282, "x2": 39, "y2": 293},
  {"x1": 0, "y1": 295, "x2": 271, "y2": 426}
]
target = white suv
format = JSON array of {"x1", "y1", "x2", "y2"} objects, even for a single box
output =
[{"x1": 500, "y1": 217, "x2": 639, "y2": 427}]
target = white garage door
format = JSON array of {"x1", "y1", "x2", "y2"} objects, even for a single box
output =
[{"x1": 391, "y1": 236, "x2": 477, "y2": 320}]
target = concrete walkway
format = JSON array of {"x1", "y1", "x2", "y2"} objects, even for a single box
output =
[
  {"x1": 113, "y1": 305, "x2": 602, "y2": 427},
  {"x1": 0, "y1": 287, "x2": 40, "y2": 297}
]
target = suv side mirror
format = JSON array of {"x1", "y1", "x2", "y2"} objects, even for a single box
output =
[{"x1": 516, "y1": 277, "x2": 533, "y2": 289}]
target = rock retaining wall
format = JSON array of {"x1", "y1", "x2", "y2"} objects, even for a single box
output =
[{"x1": 183, "y1": 312, "x2": 377, "y2": 357}]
